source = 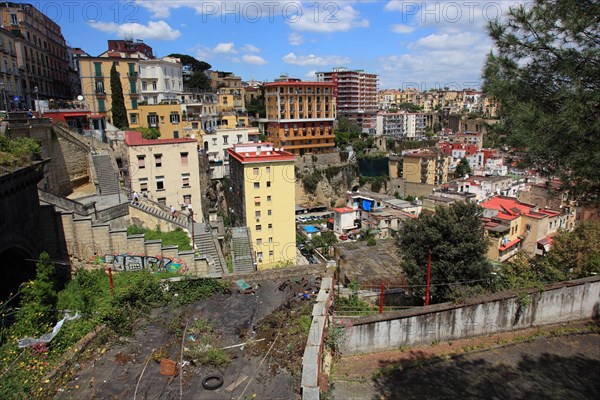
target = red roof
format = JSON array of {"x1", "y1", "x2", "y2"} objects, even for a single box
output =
[
  {"x1": 334, "y1": 207, "x2": 354, "y2": 213},
  {"x1": 125, "y1": 131, "x2": 196, "y2": 146},
  {"x1": 481, "y1": 196, "x2": 559, "y2": 221},
  {"x1": 499, "y1": 237, "x2": 522, "y2": 251},
  {"x1": 227, "y1": 148, "x2": 294, "y2": 164}
]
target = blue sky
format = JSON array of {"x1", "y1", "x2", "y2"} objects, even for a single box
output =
[{"x1": 51, "y1": 1, "x2": 523, "y2": 89}]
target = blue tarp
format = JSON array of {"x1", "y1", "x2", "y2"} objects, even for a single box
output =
[
  {"x1": 362, "y1": 199, "x2": 373, "y2": 211},
  {"x1": 303, "y1": 225, "x2": 319, "y2": 233}
]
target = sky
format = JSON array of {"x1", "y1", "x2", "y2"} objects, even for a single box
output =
[{"x1": 46, "y1": 0, "x2": 526, "y2": 90}]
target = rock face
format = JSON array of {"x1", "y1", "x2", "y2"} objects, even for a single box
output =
[{"x1": 296, "y1": 162, "x2": 360, "y2": 208}]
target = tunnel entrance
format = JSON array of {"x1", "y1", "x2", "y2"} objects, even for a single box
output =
[{"x1": 0, "y1": 247, "x2": 37, "y2": 304}]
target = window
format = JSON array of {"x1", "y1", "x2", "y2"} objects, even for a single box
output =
[
  {"x1": 95, "y1": 80, "x2": 104, "y2": 93},
  {"x1": 137, "y1": 155, "x2": 145, "y2": 168},
  {"x1": 9, "y1": 14, "x2": 17, "y2": 25},
  {"x1": 152, "y1": 82, "x2": 157, "y2": 91},
  {"x1": 173, "y1": 131, "x2": 179, "y2": 139},
  {"x1": 266, "y1": 181, "x2": 271, "y2": 188},
  {"x1": 268, "y1": 237, "x2": 273, "y2": 243},
  {"x1": 267, "y1": 195, "x2": 272, "y2": 202},
  {"x1": 256, "y1": 225, "x2": 262, "y2": 231},
  {"x1": 180, "y1": 152, "x2": 188, "y2": 166},
  {"x1": 182, "y1": 173, "x2": 190, "y2": 188},
  {"x1": 130, "y1": 80, "x2": 136, "y2": 94},
  {"x1": 93, "y1": 62, "x2": 102, "y2": 77},
  {"x1": 170, "y1": 112, "x2": 180, "y2": 124},
  {"x1": 147, "y1": 114, "x2": 158, "y2": 127},
  {"x1": 154, "y1": 154, "x2": 162, "y2": 167},
  {"x1": 131, "y1": 99, "x2": 138, "y2": 109},
  {"x1": 266, "y1": 166, "x2": 270, "y2": 175},
  {"x1": 223, "y1": 135, "x2": 228, "y2": 145},
  {"x1": 255, "y1": 211, "x2": 261, "y2": 217},
  {"x1": 156, "y1": 176, "x2": 165, "y2": 191},
  {"x1": 268, "y1": 223, "x2": 272, "y2": 230},
  {"x1": 257, "y1": 252, "x2": 263, "y2": 262},
  {"x1": 139, "y1": 178, "x2": 148, "y2": 192},
  {"x1": 142, "y1": 82, "x2": 147, "y2": 91},
  {"x1": 98, "y1": 99, "x2": 105, "y2": 112},
  {"x1": 269, "y1": 250, "x2": 274, "y2": 257},
  {"x1": 253, "y1": 167, "x2": 259, "y2": 175},
  {"x1": 157, "y1": 197, "x2": 166, "y2": 205},
  {"x1": 130, "y1": 113, "x2": 138, "y2": 124},
  {"x1": 183, "y1": 194, "x2": 191, "y2": 205},
  {"x1": 254, "y1": 182, "x2": 260, "y2": 189},
  {"x1": 268, "y1": 210, "x2": 272, "y2": 216},
  {"x1": 256, "y1": 238, "x2": 262, "y2": 245}
]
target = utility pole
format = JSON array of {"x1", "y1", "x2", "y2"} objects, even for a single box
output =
[{"x1": 425, "y1": 249, "x2": 432, "y2": 306}]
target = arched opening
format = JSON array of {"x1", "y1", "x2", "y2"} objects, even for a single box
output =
[{"x1": 0, "y1": 247, "x2": 36, "y2": 303}]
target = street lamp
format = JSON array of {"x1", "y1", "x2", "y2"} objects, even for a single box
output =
[{"x1": 33, "y1": 86, "x2": 39, "y2": 115}]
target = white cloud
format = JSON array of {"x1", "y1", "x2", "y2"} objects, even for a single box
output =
[
  {"x1": 305, "y1": 70, "x2": 317, "y2": 79},
  {"x1": 89, "y1": 20, "x2": 181, "y2": 41},
  {"x1": 289, "y1": 5, "x2": 369, "y2": 33},
  {"x1": 412, "y1": 32, "x2": 482, "y2": 50},
  {"x1": 391, "y1": 24, "x2": 415, "y2": 34},
  {"x1": 288, "y1": 32, "x2": 304, "y2": 46},
  {"x1": 243, "y1": 54, "x2": 267, "y2": 65},
  {"x1": 213, "y1": 42, "x2": 237, "y2": 54},
  {"x1": 229, "y1": 57, "x2": 241, "y2": 63},
  {"x1": 241, "y1": 44, "x2": 261, "y2": 53},
  {"x1": 283, "y1": 52, "x2": 350, "y2": 66},
  {"x1": 194, "y1": 47, "x2": 212, "y2": 60}
]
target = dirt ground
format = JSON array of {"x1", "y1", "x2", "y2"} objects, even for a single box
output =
[
  {"x1": 331, "y1": 321, "x2": 600, "y2": 400},
  {"x1": 54, "y1": 276, "x2": 321, "y2": 400}
]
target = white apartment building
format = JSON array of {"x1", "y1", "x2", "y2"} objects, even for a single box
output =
[
  {"x1": 203, "y1": 127, "x2": 260, "y2": 179},
  {"x1": 376, "y1": 112, "x2": 428, "y2": 139},
  {"x1": 139, "y1": 56, "x2": 183, "y2": 105},
  {"x1": 180, "y1": 92, "x2": 219, "y2": 134}
]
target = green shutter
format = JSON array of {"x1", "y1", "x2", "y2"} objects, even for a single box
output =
[
  {"x1": 94, "y1": 62, "x2": 102, "y2": 77},
  {"x1": 98, "y1": 99, "x2": 105, "y2": 112},
  {"x1": 130, "y1": 80, "x2": 136, "y2": 94},
  {"x1": 131, "y1": 99, "x2": 138, "y2": 109}
]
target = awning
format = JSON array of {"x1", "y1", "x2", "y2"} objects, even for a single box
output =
[
  {"x1": 538, "y1": 237, "x2": 553, "y2": 252},
  {"x1": 499, "y1": 237, "x2": 522, "y2": 251}
]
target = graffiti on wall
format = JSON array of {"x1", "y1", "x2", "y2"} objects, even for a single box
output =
[{"x1": 101, "y1": 254, "x2": 189, "y2": 273}]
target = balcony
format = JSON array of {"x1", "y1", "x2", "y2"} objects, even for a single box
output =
[
  {"x1": 128, "y1": 72, "x2": 139, "y2": 78},
  {"x1": 95, "y1": 91, "x2": 106, "y2": 97}
]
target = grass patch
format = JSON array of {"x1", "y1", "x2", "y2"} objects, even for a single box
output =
[
  {"x1": 184, "y1": 318, "x2": 231, "y2": 369},
  {"x1": 127, "y1": 225, "x2": 192, "y2": 251}
]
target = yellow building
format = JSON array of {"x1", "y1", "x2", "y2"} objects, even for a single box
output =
[
  {"x1": 402, "y1": 150, "x2": 450, "y2": 185},
  {"x1": 228, "y1": 142, "x2": 296, "y2": 269},
  {"x1": 0, "y1": 28, "x2": 22, "y2": 110},
  {"x1": 79, "y1": 56, "x2": 142, "y2": 125},
  {"x1": 125, "y1": 131, "x2": 203, "y2": 216},
  {"x1": 129, "y1": 103, "x2": 201, "y2": 139},
  {"x1": 263, "y1": 79, "x2": 336, "y2": 155},
  {"x1": 218, "y1": 87, "x2": 245, "y2": 113}
]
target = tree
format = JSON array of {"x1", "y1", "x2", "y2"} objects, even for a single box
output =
[
  {"x1": 398, "y1": 102, "x2": 421, "y2": 113},
  {"x1": 397, "y1": 202, "x2": 491, "y2": 303},
  {"x1": 134, "y1": 127, "x2": 160, "y2": 140},
  {"x1": 483, "y1": 0, "x2": 600, "y2": 204},
  {"x1": 188, "y1": 70, "x2": 211, "y2": 91},
  {"x1": 540, "y1": 220, "x2": 600, "y2": 279},
  {"x1": 247, "y1": 95, "x2": 266, "y2": 118},
  {"x1": 167, "y1": 53, "x2": 211, "y2": 72},
  {"x1": 455, "y1": 157, "x2": 472, "y2": 178},
  {"x1": 110, "y1": 64, "x2": 128, "y2": 129}
]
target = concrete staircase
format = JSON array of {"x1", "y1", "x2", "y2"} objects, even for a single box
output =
[
  {"x1": 130, "y1": 201, "x2": 189, "y2": 228},
  {"x1": 231, "y1": 227, "x2": 255, "y2": 274},
  {"x1": 92, "y1": 154, "x2": 120, "y2": 195},
  {"x1": 193, "y1": 223, "x2": 226, "y2": 274}
]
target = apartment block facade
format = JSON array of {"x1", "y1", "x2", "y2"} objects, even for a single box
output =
[
  {"x1": 0, "y1": 27, "x2": 22, "y2": 111},
  {"x1": 316, "y1": 67, "x2": 378, "y2": 133},
  {"x1": 262, "y1": 79, "x2": 336, "y2": 155},
  {"x1": 402, "y1": 150, "x2": 451, "y2": 185},
  {"x1": 0, "y1": 2, "x2": 71, "y2": 107},
  {"x1": 139, "y1": 57, "x2": 183, "y2": 105},
  {"x1": 375, "y1": 111, "x2": 433, "y2": 139},
  {"x1": 228, "y1": 143, "x2": 296, "y2": 269},
  {"x1": 125, "y1": 131, "x2": 203, "y2": 215}
]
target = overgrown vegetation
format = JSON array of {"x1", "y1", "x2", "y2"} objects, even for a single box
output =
[
  {"x1": 0, "y1": 135, "x2": 42, "y2": 168},
  {"x1": 127, "y1": 225, "x2": 192, "y2": 250},
  {"x1": 132, "y1": 126, "x2": 161, "y2": 140},
  {"x1": 0, "y1": 253, "x2": 228, "y2": 399},
  {"x1": 184, "y1": 318, "x2": 230, "y2": 368},
  {"x1": 302, "y1": 169, "x2": 322, "y2": 193}
]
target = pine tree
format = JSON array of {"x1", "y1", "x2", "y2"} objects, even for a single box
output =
[
  {"x1": 483, "y1": 0, "x2": 600, "y2": 204},
  {"x1": 110, "y1": 64, "x2": 129, "y2": 129}
]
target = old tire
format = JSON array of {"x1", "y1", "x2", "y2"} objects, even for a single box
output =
[{"x1": 202, "y1": 374, "x2": 224, "y2": 390}]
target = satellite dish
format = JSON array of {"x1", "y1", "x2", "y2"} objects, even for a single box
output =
[{"x1": 77, "y1": 95, "x2": 84, "y2": 101}]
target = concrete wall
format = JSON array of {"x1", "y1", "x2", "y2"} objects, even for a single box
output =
[
  {"x1": 61, "y1": 212, "x2": 210, "y2": 276},
  {"x1": 340, "y1": 277, "x2": 600, "y2": 355},
  {"x1": 302, "y1": 271, "x2": 335, "y2": 400}
]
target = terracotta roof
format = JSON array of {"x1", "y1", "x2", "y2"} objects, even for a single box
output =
[
  {"x1": 227, "y1": 148, "x2": 294, "y2": 164},
  {"x1": 481, "y1": 196, "x2": 558, "y2": 221},
  {"x1": 499, "y1": 237, "x2": 522, "y2": 251},
  {"x1": 125, "y1": 131, "x2": 196, "y2": 146},
  {"x1": 264, "y1": 81, "x2": 335, "y2": 87},
  {"x1": 334, "y1": 207, "x2": 354, "y2": 213}
]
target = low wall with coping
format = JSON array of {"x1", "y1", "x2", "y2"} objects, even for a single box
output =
[
  {"x1": 301, "y1": 271, "x2": 335, "y2": 400},
  {"x1": 340, "y1": 276, "x2": 600, "y2": 355}
]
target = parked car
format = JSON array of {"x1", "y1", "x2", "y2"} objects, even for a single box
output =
[{"x1": 339, "y1": 234, "x2": 348, "y2": 241}]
